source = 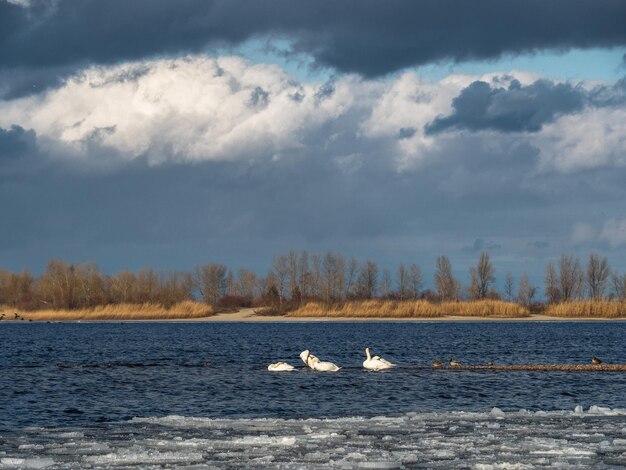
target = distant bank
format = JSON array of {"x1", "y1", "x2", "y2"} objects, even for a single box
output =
[{"x1": 1, "y1": 299, "x2": 625, "y2": 322}]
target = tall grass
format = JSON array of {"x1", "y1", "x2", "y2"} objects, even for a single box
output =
[
  {"x1": 289, "y1": 299, "x2": 529, "y2": 318},
  {"x1": 0, "y1": 301, "x2": 213, "y2": 321},
  {"x1": 544, "y1": 301, "x2": 626, "y2": 318}
]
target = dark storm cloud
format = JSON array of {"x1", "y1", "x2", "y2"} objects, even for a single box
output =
[
  {"x1": 1, "y1": 0, "x2": 625, "y2": 76},
  {"x1": 4, "y1": 122, "x2": 625, "y2": 281},
  {"x1": 426, "y1": 79, "x2": 588, "y2": 134},
  {"x1": 0, "y1": 125, "x2": 36, "y2": 158}
]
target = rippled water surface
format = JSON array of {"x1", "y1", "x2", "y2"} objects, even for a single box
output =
[{"x1": 1, "y1": 321, "x2": 625, "y2": 468}]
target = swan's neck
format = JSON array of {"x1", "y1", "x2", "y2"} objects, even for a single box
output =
[{"x1": 365, "y1": 348, "x2": 371, "y2": 360}]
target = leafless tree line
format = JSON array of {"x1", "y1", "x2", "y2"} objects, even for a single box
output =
[{"x1": 1, "y1": 251, "x2": 625, "y2": 311}]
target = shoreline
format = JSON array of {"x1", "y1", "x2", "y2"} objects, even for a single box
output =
[{"x1": 2, "y1": 308, "x2": 626, "y2": 323}]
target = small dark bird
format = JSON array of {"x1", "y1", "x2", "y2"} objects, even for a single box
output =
[
  {"x1": 432, "y1": 361, "x2": 442, "y2": 368},
  {"x1": 592, "y1": 357, "x2": 602, "y2": 365},
  {"x1": 449, "y1": 359, "x2": 460, "y2": 367},
  {"x1": 14, "y1": 313, "x2": 19, "y2": 319}
]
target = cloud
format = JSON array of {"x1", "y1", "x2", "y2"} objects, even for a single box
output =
[
  {"x1": 0, "y1": 56, "x2": 366, "y2": 165},
  {"x1": 533, "y1": 106, "x2": 626, "y2": 172},
  {"x1": 600, "y1": 218, "x2": 626, "y2": 248},
  {"x1": 461, "y1": 238, "x2": 501, "y2": 252},
  {"x1": 1, "y1": 57, "x2": 625, "y2": 177},
  {"x1": 570, "y1": 222, "x2": 597, "y2": 245},
  {"x1": 0, "y1": 124, "x2": 36, "y2": 158},
  {"x1": 1, "y1": 0, "x2": 625, "y2": 76},
  {"x1": 426, "y1": 79, "x2": 587, "y2": 134}
]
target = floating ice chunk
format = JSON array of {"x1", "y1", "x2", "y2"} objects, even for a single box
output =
[
  {"x1": 588, "y1": 405, "x2": 612, "y2": 415},
  {"x1": 280, "y1": 437, "x2": 296, "y2": 446},
  {"x1": 0, "y1": 458, "x2": 53, "y2": 469},
  {"x1": 490, "y1": 407, "x2": 505, "y2": 418},
  {"x1": 357, "y1": 461, "x2": 402, "y2": 469},
  {"x1": 0, "y1": 458, "x2": 24, "y2": 466}
]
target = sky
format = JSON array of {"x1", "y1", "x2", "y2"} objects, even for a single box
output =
[{"x1": 1, "y1": 0, "x2": 626, "y2": 289}]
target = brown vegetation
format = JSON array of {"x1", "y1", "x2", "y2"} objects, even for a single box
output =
[
  {"x1": 544, "y1": 301, "x2": 626, "y2": 318},
  {"x1": 289, "y1": 299, "x2": 529, "y2": 318},
  {"x1": 0, "y1": 301, "x2": 212, "y2": 321},
  {"x1": 2, "y1": 249, "x2": 626, "y2": 320}
]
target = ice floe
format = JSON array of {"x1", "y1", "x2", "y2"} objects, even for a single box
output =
[{"x1": 2, "y1": 407, "x2": 626, "y2": 468}]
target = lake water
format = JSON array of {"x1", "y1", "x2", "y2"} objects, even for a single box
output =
[{"x1": 1, "y1": 321, "x2": 625, "y2": 468}]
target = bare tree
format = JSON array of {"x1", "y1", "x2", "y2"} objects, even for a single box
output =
[
  {"x1": 435, "y1": 256, "x2": 458, "y2": 301},
  {"x1": 381, "y1": 269, "x2": 392, "y2": 298},
  {"x1": 396, "y1": 264, "x2": 410, "y2": 300},
  {"x1": 271, "y1": 255, "x2": 289, "y2": 307},
  {"x1": 108, "y1": 269, "x2": 136, "y2": 304},
  {"x1": 356, "y1": 260, "x2": 378, "y2": 299},
  {"x1": 611, "y1": 271, "x2": 626, "y2": 301},
  {"x1": 469, "y1": 252, "x2": 495, "y2": 300},
  {"x1": 408, "y1": 264, "x2": 423, "y2": 299},
  {"x1": 76, "y1": 263, "x2": 107, "y2": 307},
  {"x1": 503, "y1": 272, "x2": 515, "y2": 301},
  {"x1": 558, "y1": 255, "x2": 583, "y2": 301},
  {"x1": 0, "y1": 269, "x2": 34, "y2": 308},
  {"x1": 345, "y1": 257, "x2": 359, "y2": 299},
  {"x1": 544, "y1": 261, "x2": 561, "y2": 304},
  {"x1": 135, "y1": 268, "x2": 159, "y2": 303},
  {"x1": 517, "y1": 273, "x2": 536, "y2": 306},
  {"x1": 322, "y1": 252, "x2": 340, "y2": 303},
  {"x1": 195, "y1": 264, "x2": 228, "y2": 305},
  {"x1": 298, "y1": 250, "x2": 310, "y2": 298},
  {"x1": 234, "y1": 269, "x2": 257, "y2": 298},
  {"x1": 310, "y1": 254, "x2": 322, "y2": 299},
  {"x1": 586, "y1": 253, "x2": 610, "y2": 300},
  {"x1": 287, "y1": 250, "x2": 299, "y2": 299}
]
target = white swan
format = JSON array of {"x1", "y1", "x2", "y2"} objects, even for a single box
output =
[
  {"x1": 363, "y1": 347, "x2": 395, "y2": 371},
  {"x1": 267, "y1": 361, "x2": 295, "y2": 372},
  {"x1": 309, "y1": 356, "x2": 341, "y2": 372},
  {"x1": 300, "y1": 350, "x2": 316, "y2": 369},
  {"x1": 300, "y1": 350, "x2": 340, "y2": 372}
]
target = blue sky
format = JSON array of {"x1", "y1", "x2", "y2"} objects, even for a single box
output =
[{"x1": 1, "y1": 0, "x2": 626, "y2": 293}]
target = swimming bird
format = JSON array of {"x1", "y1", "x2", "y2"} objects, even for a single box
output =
[
  {"x1": 300, "y1": 350, "x2": 317, "y2": 369},
  {"x1": 267, "y1": 361, "x2": 295, "y2": 372},
  {"x1": 308, "y1": 356, "x2": 341, "y2": 372},
  {"x1": 449, "y1": 359, "x2": 460, "y2": 367},
  {"x1": 487, "y1": 361, "x2": 494, "y2": 368},
  {"x1": 363, "y1": 347, "x2": 395, "y2": 371},
  {"x1": 432, "y1": 361, "x2": 442, "y2": 368},
  {"x1": 592, "y1": 357, "x2": 602, "y2": 365},
  {"x1": 300, "y1": 350, "x2": 340, "y2": 371}
]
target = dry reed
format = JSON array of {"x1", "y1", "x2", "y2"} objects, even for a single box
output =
[
  {"x1": 289, "y1": 299, "x2": 529, "y2": 318},
  {"x1": 544, "y1": 301, "x2": 626, "y2": 318},
  {"x1": 0, "y1": 301, "x2": 213, "y2": 321}
]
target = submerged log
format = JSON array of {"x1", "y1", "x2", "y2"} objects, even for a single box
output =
[{"x1": 427, "y1": 364, "x2": 626, "y2": 372}]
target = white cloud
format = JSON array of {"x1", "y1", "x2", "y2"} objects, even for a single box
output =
[
  {"x1": 600, "y1": 218, "x2": 626, "y2": 248},
  {"x1": 0, "y1": 56, "x2": 360, "y2": 165},
  {"x1": 6, "y1": 0, "x2": 31, "y2": 6},
  {"x1": 0, "y1": 55, "x2": 624, "y2": 175},
  {"x1": 533, "y1": 107, "x2": 626, "y2": 172}
]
